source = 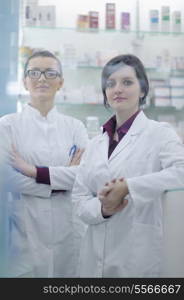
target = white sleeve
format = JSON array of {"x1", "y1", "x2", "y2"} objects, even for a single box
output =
[
  {"x1": 5, "y1": 164, "x2": 52, "y2": 197},
  {"x1": 0, "y1": 121, "x2": 51, "y2": 198},
  {"x1": 72, "y1": 145, "x2": 108, "y2": 225},
  {"x1": 127, "y1": 126, "x2": 184, "y2": 210},
  {"x1": 49, "y1": 165, "x2": 78, "y2": 190},
  {"x1": 49, "y1": 120, "x2": 89, "y2": 191}
]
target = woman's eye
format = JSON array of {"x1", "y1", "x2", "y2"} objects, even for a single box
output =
[
  {"x1": 32, "y1": 71, "x2": 39, "y2": 76},
  {"x1": 123, "y1": 80, "x2": 133, "y2": 86}
]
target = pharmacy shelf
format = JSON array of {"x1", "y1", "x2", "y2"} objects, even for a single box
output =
[
  {"x1": 77, "y1": 65, "x2": 184, "y2": 76},
  {"x1": 155, "y1": 96, "x2": 184, "y2": 99},
  {"x1": 56, "y1": 103, "x2": 184, "y2": 125},
  {"x1": 155, "y1": 85, "x2": 184, "y2": 88},
  {"x1": 23, "y1": 26, "x2": 184, "y2": 36}
]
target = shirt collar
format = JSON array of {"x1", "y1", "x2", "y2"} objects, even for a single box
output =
[
  {"x1": 103, "y1": 110, "x2": 141, "y2": 140},
  {"x1": 23, "y1": 103, "x2": 58, "y2": 122}
]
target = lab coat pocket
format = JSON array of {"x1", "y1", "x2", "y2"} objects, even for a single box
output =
[{"x1": 131, "y1": 222, "x2": 162, "y2": 277}]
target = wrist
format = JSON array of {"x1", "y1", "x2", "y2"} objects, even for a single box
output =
[
  {"x1": 101, "y1": 204, "x2": 113, "y2": 218},
  {"x1": 29, "y1": 165, "x2": 37, "y2": 178}
]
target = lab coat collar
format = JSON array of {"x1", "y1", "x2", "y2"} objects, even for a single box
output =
[
  {"x1": 23, "y1": 103, "x2": 58, "y2": 122},
  {"x1": 98, "y1": 111, "x2": 148, "y2": 142},
  {"x1": 125, "y1": 110, "x2": 149, "y2": 135},
  {"x1": 109, "y1": 111, "x2": 149, "y2": 161},
  {"x1": 97, "y1": 111, "x2": 149, "y2": 162}
]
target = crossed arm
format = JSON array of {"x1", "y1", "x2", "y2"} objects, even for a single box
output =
[
  {"x1": 10, "y1": 144, "x2": 84, "y2": 180},
  {"x1": 11, "y1": 146, "x2": 129, "y2": 215}
]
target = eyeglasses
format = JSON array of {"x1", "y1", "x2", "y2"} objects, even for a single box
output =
[{"x1": 26, "y1": 69, "x2": 61, "y2": 80}]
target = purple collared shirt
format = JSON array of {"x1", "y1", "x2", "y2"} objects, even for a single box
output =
[{"x1": 103, "y1": 110, "x2": 140, "y2": 158}]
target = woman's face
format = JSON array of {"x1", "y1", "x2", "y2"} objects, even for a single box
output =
[
  {"x1": 23, "y1": 56, "x2": 63, "y2": 101},
  {"x1": 105, "y1": 65, "x2": 144, "y2": 115}
]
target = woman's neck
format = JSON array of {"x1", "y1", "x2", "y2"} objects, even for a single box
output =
[
  {"x1": 30, "y1": 98, "x2": 54, "y2": 117},
  {"x1": 115, "y1": 108, "x2": 139, "y2": 129}
]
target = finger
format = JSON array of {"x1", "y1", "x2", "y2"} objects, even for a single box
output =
[
  {"x1": 76, "y1": 152, "x2": 84, "y2": 162},
  {"x1": 99, "y1": 190, "x2": 107, "y2": 198},
  {"x1": 70, "y1": 150, "x2": 80, "y2": 161},
  {"x1": 111, "y1": 179, "x2": 116, "y2": 183},
  {"x1": 77, "y1": 151, "x2": 84, "y2": 161},
  {"x1": 98, "y1": 190, "x2": 104, "y2": 196},
  {"x1": 73, "y1": 149, "x2": 83, "y2": 160},
  {"x1": 101, "y1": 186, "x2": 113, "y2": 195},
  {"x1": 123, "y1": 198, "x2": 128, "y2": 208},
  {"x1": 79, "y1": 148, "x2": 85, "y2": 155},
  {"x1": 98, "y1": 195, "x2": 105, "y2": 202},
  {"x1": 11, "y1": 143, "x2": 16, "y2": 151},
  {"x1": 73, "y1": 148, "x2": 80, "y2": 156},
  {"x1": 69, "y1": 153, "x2": 82, "y2": 166},
  {"x1": 11, "y1": 143, "x2": 19, "y2": 154},
  {"x1": 77, "y1": 148, "x2": 84, "y2": 154}
]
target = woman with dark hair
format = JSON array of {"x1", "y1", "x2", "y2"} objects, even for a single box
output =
[
  {"x1": 72, "y1": 54, "x2": 184, "y2": 277},
  {"x1": 0, "y1": 50, "x2": 88, "y2": 277}
]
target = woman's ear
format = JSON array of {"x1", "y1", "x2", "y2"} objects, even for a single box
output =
[
  {"x1": 140, "y1": 90, "x2": 144, "y2": 98},
  {"x1": 58, "y1": 78, "x2": 64, "y2": 90}
]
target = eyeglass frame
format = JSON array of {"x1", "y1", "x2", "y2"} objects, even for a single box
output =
[{"x1": 25, "y1": 69, "x2": 62, "y2": 80}]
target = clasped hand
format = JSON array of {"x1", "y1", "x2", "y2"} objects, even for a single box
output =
[{"x1": 98, "y1": 178, "x2": 129, "y2": 217}]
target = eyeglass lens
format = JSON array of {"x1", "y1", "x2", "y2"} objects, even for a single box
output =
[{"x1": 27, "y1": 70, "x2": 59, "y2": 79}]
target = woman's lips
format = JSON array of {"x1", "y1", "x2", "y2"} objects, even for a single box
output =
[
  {"x1": 36, "y1": 86, "x2": 49, "y2": 90},
  {"x1": 36, "y1": 86, "x2": 49, "y2": 88},
  {"x1": 114, "y1": 97, "x2": 127, "y2": 102}
]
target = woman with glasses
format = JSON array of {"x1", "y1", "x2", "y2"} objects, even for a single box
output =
[{"x1": 0, "y1": 50, "x2": 88, "y2": 277}]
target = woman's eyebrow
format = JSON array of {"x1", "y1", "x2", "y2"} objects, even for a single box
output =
[
  {"x1": 108, "y1": 76, "x2": 134, "y2": 80},
  {"x1": 28, "y1": 67, "x2": 57, "y2": 70},
  {"x1": 28, "y1": 67, "x2": 41, "y2": 70}
]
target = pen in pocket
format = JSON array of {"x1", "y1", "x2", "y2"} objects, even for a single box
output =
[{"x1": 69, "y1": 145, "x2": 77, "y2": 157}]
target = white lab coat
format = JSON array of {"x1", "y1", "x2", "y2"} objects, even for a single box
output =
[
  {"x1": 72, "y1": 111, "x2": 184, "y2": 278},
  {"x1": 0, "y1": 104, "x2": 88, "y2": 277}
]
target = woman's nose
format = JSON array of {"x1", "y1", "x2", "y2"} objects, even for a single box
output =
[
  {"x1": 114, "y1": 82, "x2": 123, "y2": 94},
  {"x1": 38, "y1": 73, "x2": 46, "y2": 81}
]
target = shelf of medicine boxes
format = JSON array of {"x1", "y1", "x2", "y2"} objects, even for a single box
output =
[
  {"x1": 23, "y1": 26, "x2": 184, "y2": 35},
  {"x1": 150, "y1": 70, "x2": 184, "y2": 114},
  {"x1": 22, "y1": 26, "x2": 184, "y2": 76},
  {"x1": 22, "y1": 26, "x2": 184, "y2": 57}
]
